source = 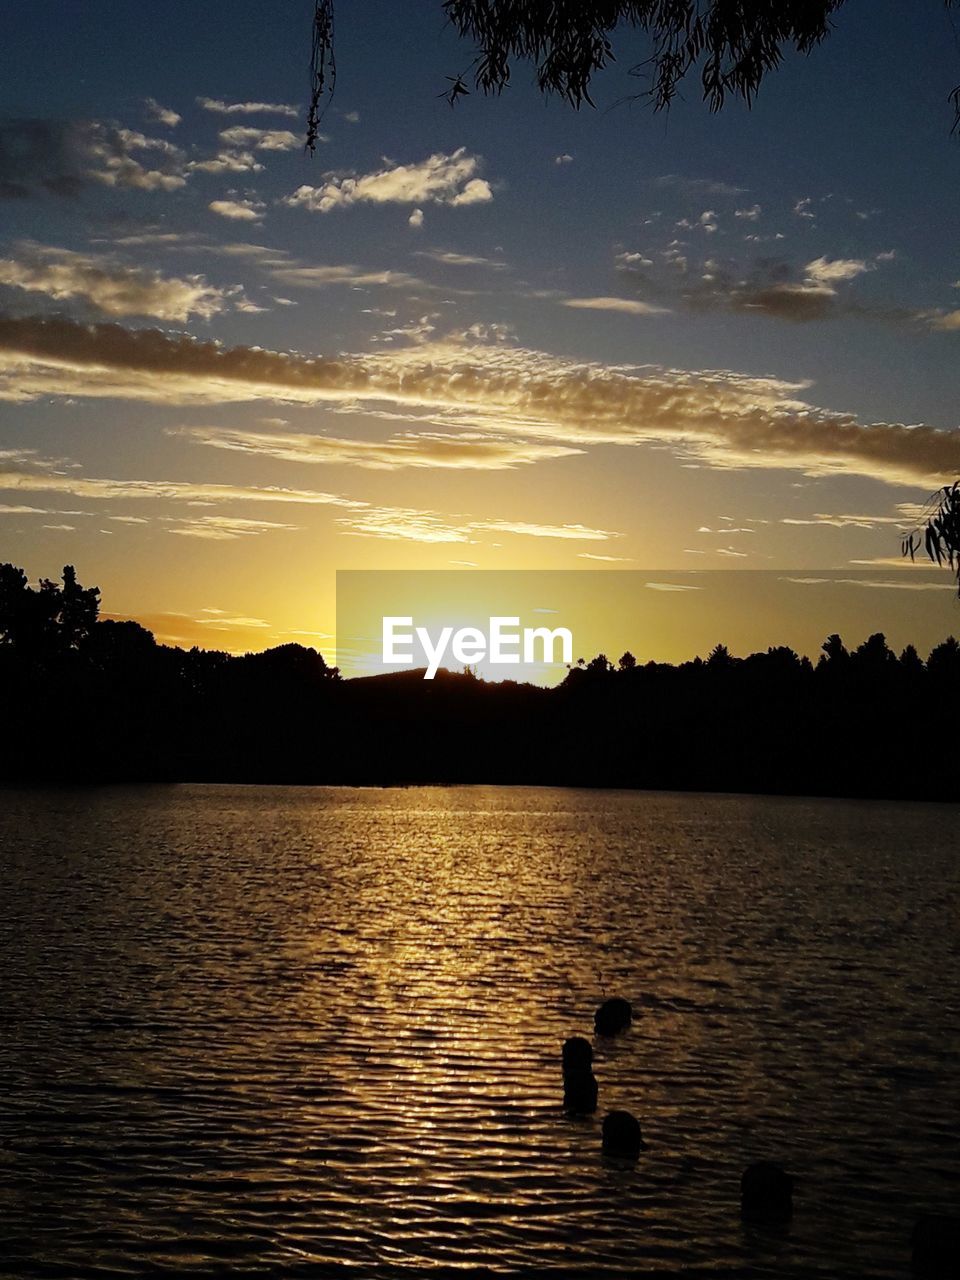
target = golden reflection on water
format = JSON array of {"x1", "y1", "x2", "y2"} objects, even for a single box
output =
[{"x1": 0, "y1": 784, "x2": 958, "y2": 1277}]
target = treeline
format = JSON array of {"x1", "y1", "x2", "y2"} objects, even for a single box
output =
[{"x1": 2, "y1": 564, "x2": 960, "y2": 799}]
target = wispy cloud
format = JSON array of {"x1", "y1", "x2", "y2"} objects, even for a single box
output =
[
  {"x1": 174, "y1": 424, "x2": 581, "y2": 470},
  {"x1": 414, "y1": 249, "x2": 506, "y2": 269},
  {"x1": 335, "y1": 509, "x2": 619, "y2": 543},
  {"x1": 780, "y1": 510, "x2": 917, "y2": 530},
  {"x1": 0, "y1": 465, "x2": 363, "y2": 509},
  {"x1": 577, "y1": 552, "x2": 634, "y2": 562},
  {"x1": 654, "y1": 174, "x2": 747, "y2": 196},
  {"x1": 217, "y1": 126, "x2": 299, "y2": 152},
  {"x1": 168, "y1": 514, "x2": 299, "y2": 540},
  {"x1": 0, "y1": 243, "x2": 236, "y2": 320},
  {"x1": 0, "y1": 451, "x2": 611, "y2": 548},
  {"x1": 562, "y1": 296, "x2": 668, "y2": 316},
  {"x1": 87, "y1": 126, "x2": 187, "y2": 191},
  {"x1": 196, "y1": 97, "x2": 299, "y2": 118},
  {"x1": 209, "y1": 197, "x2": 265, "y2": 222},
  {"x1": 264, "y1": 263, "x2": 427, "y2": 291},
  {"x1": 284, "y1": 148, "x2": 493, "y2": 213},
  {"x1": 476, "y1": 520, "x2": 615, "y2": 540},
  {"x1": 144, "y1": 99, "x2": 181, "y2": 128}
]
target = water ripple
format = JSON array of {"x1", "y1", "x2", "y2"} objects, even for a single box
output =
[{"x1": 0, "y1": 785, "x2": 958, "y2": 1277}]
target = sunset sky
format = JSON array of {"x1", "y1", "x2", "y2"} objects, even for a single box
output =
[{"x1": 3, "y1": 0, "x2": 960, "y2": 662}]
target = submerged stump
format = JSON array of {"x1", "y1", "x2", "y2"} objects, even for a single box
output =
[
  {"x1": 740, "y1": 1161, "x2": 794, "y2": 1223},
  {"x1": 562, "y1": 1036, "x2": 593, "y2": 1074},
  {"x1": 601, "y1": 1109, "x2": 643, "y2": 1159},
  {"x1": 912, "y1": 1213, "x2": 960, "y2": 1277},
  {"x1": 563, "y1": 1069, "x2": 598, "y2": 1114},
  {"x1": 594, "y1": 997, "x2": 632, "y2": 1037}
]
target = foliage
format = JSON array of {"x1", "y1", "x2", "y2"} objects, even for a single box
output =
[
  {"x1": 311, "y1": 1, "x2": 960, "y2": 126},
  {"x1": 903, "y1": 482, "x2": 960, "y2": 596},
  {"x1": 441, "y1": 0, "x2": 843, "y2": 112},
  {"x1": 307, "y1": 0, "x2": 336, "y2": 153}
]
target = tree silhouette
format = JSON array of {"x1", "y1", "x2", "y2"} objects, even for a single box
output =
[
  {"x1": 819, "y1": 633, "x2": 849, "y2": 667},
  {"x1": 2, "y1": 561, "x2": 959, "y2": 798},
  {"x1": 309, "y1": 1, "x2": 960, "y2": 132},
  {"x1": 0, "y1": 563, "x2": 99, "y2": 656}
]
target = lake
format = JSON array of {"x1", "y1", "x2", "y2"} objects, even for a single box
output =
[{"x1": 0, "y1": 785, "x2": 958, "y2": 1278}]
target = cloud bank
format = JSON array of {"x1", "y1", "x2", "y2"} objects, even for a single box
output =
[{"x1": 1, "y1": 312, "x2": 959, "y2": 488}]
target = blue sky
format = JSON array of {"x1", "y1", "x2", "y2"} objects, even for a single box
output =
[{"x1": 2, "y1": 0, "x2": 960, "y2": 655}]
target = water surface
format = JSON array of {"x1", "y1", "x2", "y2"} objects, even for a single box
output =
[{"x1": 1, "y1": 785, "x2": 958, "y2": 1277}]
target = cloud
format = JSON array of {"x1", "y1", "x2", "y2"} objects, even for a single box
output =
[
  {"x1": 654, "y1": 175, "x2": 747, "y2": 196},
  {"x1": 0, "y1": 244, "x2": 235, "y2": 320},
  {"x1": 735, "y1": 205, "x2": 761, "y2": 221},
  {"x1": 265, "y1": 263, "x2": 427, "y2": 291},
  {"x1": 284, "y1": 148, "x2": 493, "y2": 213},
  {"x1": 198, "y1": 610, "x2": 271, "y2": 625},
  {"x1": 0, "y1": 464, "x2": 363, "y2": 509},
  {"x1": 784, "y1": 575, "x2": 953, "y2": 592},
  {"x1": 805, "y1": 256, "x2": 873, "y2": 285},
  {"x1": 4, "y1": 313, "x2": 960, "y2": 488},
  {"x1": 409, "y1": 208, "x2": 424, "y2": 229},
  {"x1": 174, "y1": 424, "x2": 581, "y2": 469},
  {"x1": 218, "y1": 127, "x2": 299, "y2": 152},
  {"x1": 87, "y1": 126, "x2": 187, "y2": 190},
  {"x1": 335, "y1": 507, "x2": 475, "y2": 543},
  {"x1": 335, "y1": 509, "x2": 619, "y2": 544},
  {"x1": 188, "y1": 151, "x2": 262, "y2": 175},
  {"x1": 0, "y1": 119, "x2": 187, "y2": 198},
  {"x1": 167, "y1": 514, "x2": 299, "y2": 540},
  {"x1": 109, "y1": 231, "x2": 200, "y2": 248},
  {"x1": 144, "y1": 99, "x2": 181, "y2": 128},
  {"x1": 474, "y1": 520, "x2": 615, "y2": 540},
  {"x1": 209, "y1": 198, "x2": 265, "y2": 222},
  {"x1": 414, "y1": 250, "x2": 506, "y2": 269},
  {"x1": 0, "y1": 119, "x2": 90, "y2": 198},
  {"x1": 555, "y1": 154, "x2": 574, "y2": 165},
  {"x1": 196, "y1": 97, "x2": 298, "y2": 118},
  {"x1": 780, "y1": 511, "x2": 914, "y2": 529},
  {"x1": 578, "y1": 552, "x2": 634, "y2": 562},
  {"x1": 0, "y1": 448, "x2": 607, "y2": 550},
  {"x1": 617, "y1": 251, "x2": 890, "y2": 324},
  {"x1": 927, "y1": 309, "x2": 960, "y2": 332},
  {"x1": 562, "y1": 296, "x2": 668, "y2": 316},
  {"x1": 0, "y1": 118, "x2": 189, "y2": 199}
]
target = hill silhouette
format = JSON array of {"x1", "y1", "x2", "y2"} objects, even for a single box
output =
[{"x1": 2, "y1": 563, "x2": 959, "y2": 798}]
